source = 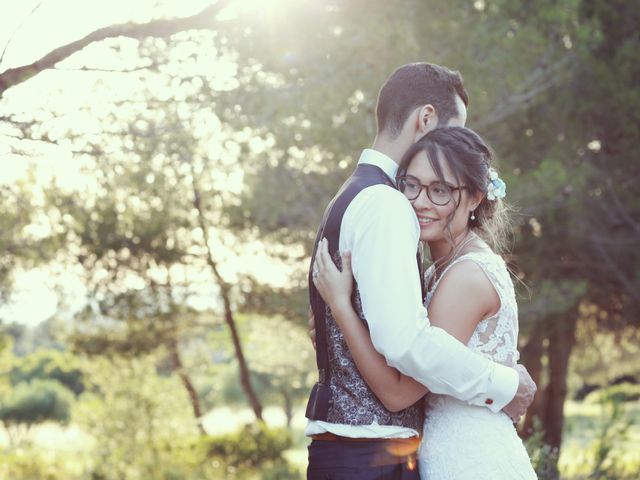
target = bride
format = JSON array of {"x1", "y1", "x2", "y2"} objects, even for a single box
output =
[{"x1": 312, "y1": 126, "x2": 536, "y2": 479}]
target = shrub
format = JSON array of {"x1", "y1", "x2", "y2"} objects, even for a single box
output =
[
  {"x1": 585, "y1": 383, "x2": 640, "y2": 404},
  {"x1": 202, "y1": 423, "x2": 293, "y2": 470}
]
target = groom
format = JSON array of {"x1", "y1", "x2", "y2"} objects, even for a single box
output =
[{"x1": 305, "y1": 63, "x2": 536, "y2": 479}]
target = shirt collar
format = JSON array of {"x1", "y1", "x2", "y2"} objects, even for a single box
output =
[{"x1": 357, "y1": 149, "x2": 399, "y2": 185}]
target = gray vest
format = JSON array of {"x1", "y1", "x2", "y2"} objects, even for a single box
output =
[{"x1": 305, "y1": 163, "x2": 424, "y2": 431}]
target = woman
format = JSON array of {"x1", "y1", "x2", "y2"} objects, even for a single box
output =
[{"x1": 312, "y1": 126, "x2": 536, "y2": 479}]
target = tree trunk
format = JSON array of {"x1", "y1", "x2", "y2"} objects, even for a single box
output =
[
  {"x1": 192, "y1": 184, "x2": 264, "y2": 422},
  {"x1": 222, "y1": 294, "x2": 264, "y2": 421},
  {"x1": 519, "y1": 327, "x2": 545, "y2": 439},
  {"x1": 282, "y1": 388, "x2": 293, "y2": 428},
  {"x1": 168, "y1": 338, "x2": 206, "y2": 435},
  {"x1": 542, "y1": 314, "x2": 577, "y2": 449},
  {"x1": 537, "y1": 312, "x2": 578, "y2": 479}
]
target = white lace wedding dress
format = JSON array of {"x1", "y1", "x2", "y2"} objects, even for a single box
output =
[{"x1": 418, "y1": 251, "x2": 537, "y2": 479}]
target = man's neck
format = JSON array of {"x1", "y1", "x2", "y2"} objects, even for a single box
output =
[{"x1": 371, "y1": 135, "x2": 410, "y2": 165}]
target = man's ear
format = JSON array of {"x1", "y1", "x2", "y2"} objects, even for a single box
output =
[{"x1": 415, "y1": 104, "x2": 438, "y2": 138}]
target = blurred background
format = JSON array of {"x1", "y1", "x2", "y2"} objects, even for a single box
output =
[{"x1": 0, "y1": 0, "x2": 638, "y2": 478}]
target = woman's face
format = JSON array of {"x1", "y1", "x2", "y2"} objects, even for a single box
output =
[{"x1": 404, "y1": 150, "x2": 479, "y2": 244}]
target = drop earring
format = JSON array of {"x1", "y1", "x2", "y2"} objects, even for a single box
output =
[{"x1": 470, "y1": 210, "x2": 476, "y2": 221}]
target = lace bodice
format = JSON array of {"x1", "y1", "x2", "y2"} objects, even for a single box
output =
[{"x1": 424, "y1": 250, "x2": 520, "y2": 367}]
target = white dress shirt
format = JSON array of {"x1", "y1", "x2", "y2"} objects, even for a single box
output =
[{"x1": 306, "y1": 149, "x2": 519, "y2": 439}]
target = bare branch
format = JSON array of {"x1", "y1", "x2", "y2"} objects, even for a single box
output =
[
  {"x1": 0, "y1": 114, "x2": 37, "y2": 129},
  {"x1": 0, "y1": 0, "x2": 232, "y2": 98},
  {"x1": 0, "y1": 1, "x2": 44, "y2": 68},
  {"x1": 52, "y1": 64, "x2": 159, "y2": 74}
]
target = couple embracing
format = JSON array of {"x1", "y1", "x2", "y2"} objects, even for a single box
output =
[{"x1": 304, "y1": 63, "x2": 538, "y2": 479}]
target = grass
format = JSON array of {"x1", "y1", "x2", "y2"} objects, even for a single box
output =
[
  {"x1": 6, "y1": 399, "x2": 638, "y2": 479},
  {"x1": 282, "y1": 399, "x2": 640, "y2": 479},
  {"x1": 559, "y1": 399, "x2": 640, "y2": 479}
]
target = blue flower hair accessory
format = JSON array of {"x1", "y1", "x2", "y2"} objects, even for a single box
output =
[{"x1": 486, "y1": 168, "x2": 506, "y2": 201}]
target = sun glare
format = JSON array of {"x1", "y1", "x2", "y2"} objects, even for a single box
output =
[{"x1": 231, "y1": 0, "x2": 295, "y2": 17}]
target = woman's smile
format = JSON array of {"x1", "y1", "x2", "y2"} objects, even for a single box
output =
[{"x1": 416, "y1": 214, "x2": 439, "y2": 228}]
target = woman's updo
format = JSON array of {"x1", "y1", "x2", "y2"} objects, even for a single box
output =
[{"x1": 396, "y1": 126, "x2": 512, "y2": 254}]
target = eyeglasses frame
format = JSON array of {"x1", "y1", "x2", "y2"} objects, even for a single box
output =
[{"x1": 397, "y1": 174, "x2": 468, "y2": 206}]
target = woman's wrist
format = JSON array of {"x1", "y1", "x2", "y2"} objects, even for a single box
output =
[{"x1": 329, "y1": 296, "x2": 351, "y2": 315}]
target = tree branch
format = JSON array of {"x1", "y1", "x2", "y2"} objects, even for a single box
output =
[
  {"x1": 474, "y1": 55, "x2": 574, "y2": 129},
  {"x1": 0, "y1": 0, "x2": 232, "y2": 98},
  {"x1": 589, "y1": 231, "x2": 640, "y2": 308},
  {"x1": 52, "y1": 64, "x2": 159, "y2": 74},
  {"x1": 0, "y1": 2, "x2": 44, "y2": 69}
]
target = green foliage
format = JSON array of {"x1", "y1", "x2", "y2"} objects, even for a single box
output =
[
  {"x1": 588, "y1": 393, "x2": 636, "y2": 479},
  {"x1": 0, "y1": 379, "x2": 73, "y2": 443},
  {"x1": 519, "y1": 280, "x2": 587, "y2": 335},
  {"x1": 244, "y1": 315, "x2": 315, "y2": 419},
  {"x1": 0, "y1": 0, "x2": 639, "y2": 476},
  {"x1": 0, "y1": 448, "x2": 73, "y2": 480},
  {"x1": 74, "y1": 355, "x2": 201, "y2": 479},
  {"x1": 9, "y1": 348, "x2": 84, "y2": 395},
  {"x1": 585, "y1": 384, "x2": 640, "y2": 405},
  {"x1": 561, "y1": 398, "x2": 640, "y2": 479},
  {"x1": 74, "y1": 354, "x2": 297, "y2": 478},
  {"x1": 0, "y1": 182, "x2": 34, "y2": 295},
  {"x1": 208, "y1": 315, "x2": 314, "y2": 425},
  {"x1": 524, "y1": 417, "x2": 561, "y2": 479},
  {"x1": 0, "y1": 330, "x2": 14, "y2": 397},
  {"x1": 203, "y1": 423, "x2": 292, "y2": 470},
  {"x1": 569, "y1": 321, "x2": 640, "y2": 394},
  {"x1": 238, "y1": 277, "x2": 309, "y2": 327}
]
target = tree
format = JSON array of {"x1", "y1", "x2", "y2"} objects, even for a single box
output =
[
  {"x1": 45, "y1": 84, "x2": 270, "y2": 423},
  {"x1": 9, "y1": 348, "x2": 85, "y2": 396},
  {"x1": 0, "y1": 379, "x2": 73, "y2": 445},
  {"x1": 2, "y1": 1, "x2": 639, "y2": 474},
  {"x1": 248, "y1": 318, "x2": 315, "y2": 427},
  {"x1": 216, "y1": 315, "x2": 315, "y2": 427},
  {"x1": 74, "y1": 354, "x2": 212, "y2": 479}
]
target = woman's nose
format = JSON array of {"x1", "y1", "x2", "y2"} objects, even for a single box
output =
[{"x1": 412, "y1": 188, "x2": 433, "y2": 209}]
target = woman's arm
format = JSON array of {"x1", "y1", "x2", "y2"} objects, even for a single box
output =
[
  {"x1": 314, "y1": 240, "x2": 501, "y2": 411},
  {"x1": 313, "y1": 238, "x2": 426, "y2": 412},
  {"x1": 426, "y1": 260, "x2": 500, "y2": 344}
]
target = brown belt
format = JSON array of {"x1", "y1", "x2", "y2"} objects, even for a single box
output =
[{"x1": 311, "y1": 432, "x2": 420, "y2": 446}]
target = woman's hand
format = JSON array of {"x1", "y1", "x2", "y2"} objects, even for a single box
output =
[
  {"x1": 312, "y1": 238, "x2": 354, "y2": 312},
  {"x1": 311, "y1": 239, "x2": 427, "y2": 411}
]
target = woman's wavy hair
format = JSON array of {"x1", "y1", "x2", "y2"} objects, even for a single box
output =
[{"x1": 396, "y1": 126, "x2": 512, "y2": 258}]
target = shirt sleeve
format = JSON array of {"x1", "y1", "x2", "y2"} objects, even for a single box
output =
[{"x1": 341, "y1": 185, "x2": 518, "y2": 412}]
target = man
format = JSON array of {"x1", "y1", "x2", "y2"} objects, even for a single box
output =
[{"x1": 305, "y1": 63, "x2": 536, "y2": 479}]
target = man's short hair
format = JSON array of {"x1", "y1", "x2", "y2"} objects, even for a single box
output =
[{"x1": 375, "y1": 62, "x2": 469, "y2": 137}]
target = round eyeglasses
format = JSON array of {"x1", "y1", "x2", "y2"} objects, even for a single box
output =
[{"x1": 397, "y1": 175, "x2": 467, "y2": 206}]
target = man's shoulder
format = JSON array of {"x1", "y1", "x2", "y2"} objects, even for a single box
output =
[
  {"x1": 343, "y1": 184, "x2": 417, "y2": 232},
  {"x1": 350, "y1": 184, "x2": 410, "y2": 210}
]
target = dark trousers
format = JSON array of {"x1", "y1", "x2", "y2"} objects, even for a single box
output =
[{"x1": 307, "y1": 439, "x2": 419, "y2": 480}]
